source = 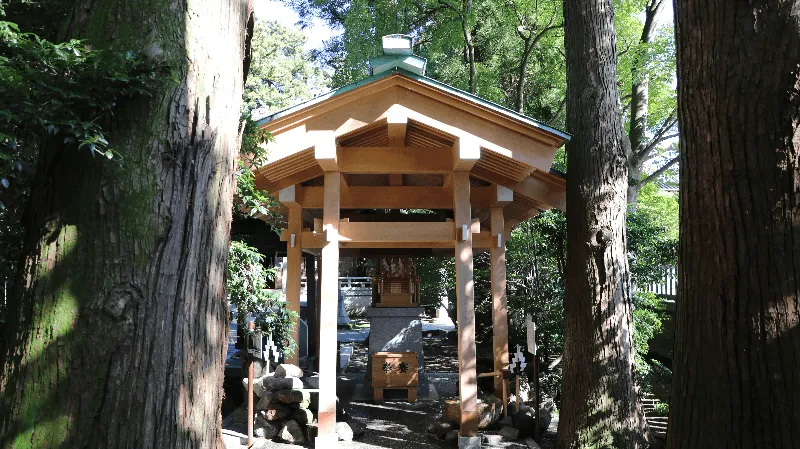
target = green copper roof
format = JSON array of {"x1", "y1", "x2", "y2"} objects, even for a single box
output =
[{"x1": 255, "y1": 68, "x2": 571, "y2": 142}]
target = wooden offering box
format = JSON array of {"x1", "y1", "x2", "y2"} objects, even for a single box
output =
[{"x1": 371, "y1": 352, "x2": 419, "y2": 402}]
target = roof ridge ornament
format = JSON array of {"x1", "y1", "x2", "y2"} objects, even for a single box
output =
[{"x1": 369, "y1": 34, "x2": 427, "y2": 76}]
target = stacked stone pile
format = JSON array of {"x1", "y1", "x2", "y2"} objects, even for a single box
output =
[
  {"x1": 243, "y1": 364, "x2": 366, "y2": 444},
  {"x1": 427, "y1": 394, "x2": 554, "y2": 446}
]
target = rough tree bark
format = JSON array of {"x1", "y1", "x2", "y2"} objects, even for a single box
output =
[
  {"x1": 557, "y1": 0, "x2": 649, "y2": 448},
  {"x1": 667, "y1": 1, "x2": 800, "y2": 448},
  {"x1": 0, "y1": 0, "x2": 253, "y2": 447}
]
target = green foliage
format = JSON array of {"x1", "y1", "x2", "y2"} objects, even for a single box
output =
[
  {"x1": 243, "y1": 19, "x2": 329, "y2": 113},
  {"x1": 650, "y1": 400, "x2": 669, "y2": 416},
  {"x1": 235, "y1": 114, "x2": 281, "y2": 225},
  {"x1": 632, "y1": 292, "x2": 664, "y2": 372},
  {"x1": 227, "y1": 241, "x2": 297, "y2": 356},
  {"x1": 627, "y1": 185, "x2": 678, "y2": 287},
  {"x1": 506, "y1": 211, "x2": 566, "y2": 358},
  {"x1": 0, "y1": 19, "x2": 161, "y2": 168},
  {"x1": 416, "y1": 255, "x2": 455, "y2": 311},
  {"x1": 0, "y1": 6, "x2": 162, "y2": 326},
  {"x1": 235, "y1": 18, "x2": 329, "y2": 228}
]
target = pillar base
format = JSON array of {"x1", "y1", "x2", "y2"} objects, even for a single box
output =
[
  {"x1": 459, "y1": 435, "x2": 482, "y2": 449},
  {"x1": 315, "y1": 436, "x2": 338, "y2": 447}
]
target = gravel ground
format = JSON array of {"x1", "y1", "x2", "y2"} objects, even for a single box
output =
[
  {"x1": 224, "y1": 398, "x2": 555, "y2": 449},
  {"x1": 344, "y1": 339, "x2": 460, "y2": 374}
]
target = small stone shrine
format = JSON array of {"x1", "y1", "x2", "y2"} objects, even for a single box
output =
[{"x1": 366, "y1": 257, "x2": 424, "y2": 381}]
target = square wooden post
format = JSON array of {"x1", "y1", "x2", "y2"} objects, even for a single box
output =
[
  {"x1": 286, "y1": 206, "x2": 302, "y2": 366},
  {"x1": 317, "y1": 171, "x2": 340, "y2": 445},
  {"x1": 490, "y1": 206, "x2": 509, "y2": 396},
  {"x1": 305, "y1": 253, "x2": 317, "y2": 359},
  {"x1": 453, "y1": 172, "x2": 479, "y2": 441}
]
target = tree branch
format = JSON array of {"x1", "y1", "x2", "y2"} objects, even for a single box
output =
[
  {"x1": 638, "y1": 154, "x2": 680, "y2": 187},
  {"x1": 548, "y1": 96, "x2": 566, "y2": 125},
  {"x1": 636, "y1": 111, "x2": 678, "y2": 159}
]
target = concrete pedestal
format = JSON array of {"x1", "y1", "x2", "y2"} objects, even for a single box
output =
[{"x1": 366, "y1": 307, "x2": 425, "y2": 379}]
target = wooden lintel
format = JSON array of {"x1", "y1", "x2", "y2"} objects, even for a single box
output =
[
  {"x1": 337, "y1": 147, "x2": 453, "y2": 174},
  {"x1": 299, "y1": 185, "x2": 494, "y2": 209},
  {"x1": 281, "y1": 229, "x2": 493, "y2": 249},
  {"x1": 340, "y1": 221, "x2": 454, "y2": 243}
]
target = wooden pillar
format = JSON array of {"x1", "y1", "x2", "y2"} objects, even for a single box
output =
[
  {"x1": 286, "y1": 206, "x2": 302, "y2": 366},
  {"x1": 490, "y1": 206, "x2": 509, "y2": 396},
  {"x1": 453, "y1": 171, "x2": 479, "y2": 438},
  {"x1": 317, "y1": 171, "x2": 340, "y2": 445},
  {"x1": 305, "y1": 253, "x2": 317, "y2": 359}
]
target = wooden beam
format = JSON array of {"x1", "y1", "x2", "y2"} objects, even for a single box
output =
[
  {"x1": 453, "y1": 135, "x2": 480, "y2": 172},
  {"x1": 337, "y1": 147, "x2": 453, "y2": 173},
  {"x1": 471, "y1": 165, "x2": 565, "y2": 211},
  {"x1": 281, "y1": 229, "x2": 494, "y2": 249},
  {"x1": 490, "y1": 206, "x2": 509, "y2": 396},
  {"x1": 256, "y1": 164, "x2": 323, "y2": 195},
  {"x1": 317, "y1": 172, "x2": 340, "y2": 444},
  {"x1": 300, "y1": 185, "x2": 495, "y2": 209},
  {"x1": 491, "y1": 184, "x2": 514, "y2": 206},
  {"x1": 314, "y1": 131, "x2": 338, "y2": 171},
  {"x1": 453, "y1": 172, "x2": 479, "y2": 437},
  {"x1": 386, "y1": 114, "x2": 408, "y2": 147},
  {"x1": 285, "y1": 206, "x2": 303, "y2": 365},
  {"x1": 279, "y1": 184, "x2": 302, "y2": 207},
  {"x1": 339, "y1": 221, "x2": 454, "y2": 243}
]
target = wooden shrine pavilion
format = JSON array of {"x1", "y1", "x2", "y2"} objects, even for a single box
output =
[{"x1": 252, "y1": 35, "x2": 569, "y2": 447}]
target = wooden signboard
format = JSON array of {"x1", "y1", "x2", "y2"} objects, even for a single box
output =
[{"x1": 371, "y1": 352, "x2": 419, "y2": 402}]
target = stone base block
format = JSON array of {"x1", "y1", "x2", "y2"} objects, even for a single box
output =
[
  {"x1": 459, "y1": 435, "x2": 482, "y2": 449},
  {"x1": 315, "y1": 436, "x2": 339, "y2": 448}
]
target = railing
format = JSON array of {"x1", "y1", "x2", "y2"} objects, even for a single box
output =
[
  {"x1": 643, "y1": 266, "x2": 677, "y2": 297},
  {"x1": 299, "y1": 276, "x2": 373, "y2": 290},
  {"x1": 299, "y1": 277, "x2": 373, "y2": 316}
]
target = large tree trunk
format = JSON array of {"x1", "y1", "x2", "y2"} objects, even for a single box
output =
[
  {"x1": 667, "y1": 2, "x2": 800, "y2": 448},
  {"x1": 557, "y1": 0, "x2": 649, "y2": 448},
  {"x1": 0, "y1": 1, "x2": 252, "y2": 447}
]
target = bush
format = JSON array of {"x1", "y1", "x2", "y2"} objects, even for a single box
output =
[{"x1": 227, "y1": 240, "x2": 297, "y2": 357}]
